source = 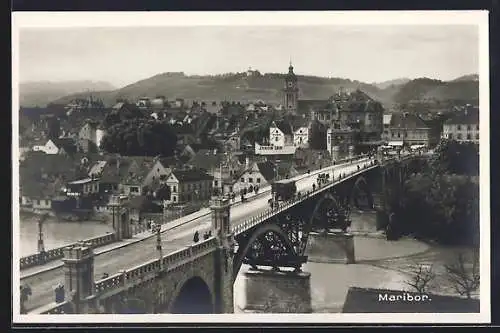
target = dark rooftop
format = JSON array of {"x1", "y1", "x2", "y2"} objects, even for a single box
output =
[
  {"x1": 390, "y1": 113, "x2": 430, "y2": 129},
  {"x1": 445, "y1": 108, "x2": 479, "y2": 125},
  {"x1": 171, "y1": 169, "x2": 214, "y2": 182}
]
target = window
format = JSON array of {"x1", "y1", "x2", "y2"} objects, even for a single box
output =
[
  {"x1": 173, "y1": 196, "x2": 177, "y2": 202},
  {"x1": 257, "y1": 178, "x2": 261, "y2": 183},
  {"x1": 152, "y1": 176, "x2": 155, "y2": 181},
  {"x1": 467, "y1": 134, "x2": 472, "y2": 140},
  {"x1": 173, "y1": 186, "x2": 177, "y2": 193},
  {"x1": 248, "y1": 178, "x2": 253, "y2": 183},
  {"x1": 404, "y1": 132, "x2": 408, "y2": 138},
  {"x1": 275, "y1": 137, "x2": 279, "y2": 142},
  {"x1": 397, "y1": 132, "x2": 401, "y2": 138},
  {"x1": 476, "y1": 124, "x2": 479, "y2": 130},
  {"x1": 457, "y1": 133, "x2": 463, "y2": 140},
  {"x1": 130, "y1": 187, "x2": 139, "y2": 193},
  {"x1": 457, "y1": 125, "x2": 462, "y2": 131},
  {"x1": 241, "y1": 177, "x2": 245, "y2": 182},
  {"x1": 476, "y1": 133, "x2": 479, "y2": 140},
  {"x1": 467, "y1": 125, "x2": 471, "y2": 131},
  {"x1": 157, "y1": 168, "x2": 160, "y2": 172},
  {"x1": 36, "y1": 200, "x2": 40, "y2": 205},
  {"x1": 448, "y1": 133, "x2": 453, "y2": 139},
  {"x1": 214, "y1": 180, "x2": 218, "y2": 186},
  {"x1": 391, "y1": 132, "x2": 394, "y2": 138}
]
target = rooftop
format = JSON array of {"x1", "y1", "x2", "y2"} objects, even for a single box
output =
[
  {"x1": 171, "y1": 169, "x2": 214, "y2": 182},
  {"x1": 389, "y1": 113, "x2": 430, "y2": 129},
  {"x1": 445, "y1": 108, "x2": 479, "y2": 125}
]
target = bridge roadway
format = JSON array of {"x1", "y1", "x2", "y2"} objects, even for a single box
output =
[{"x1": 22, "y1": 156, "x2": 375, "y2": 312}]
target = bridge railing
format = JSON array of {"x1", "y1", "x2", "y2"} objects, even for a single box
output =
[
  {"x1": 20, "y1": 232, "x2": 117, "y2": 270},
  {"x1": 232, "y1": 158, "x2": 381, "y2": 235},
  {"x1": 94, "y1": 237, "x2": 218, "y2": 297}
]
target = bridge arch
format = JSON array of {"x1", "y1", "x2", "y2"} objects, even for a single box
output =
[
  {"x1": 233, "y1": 223, "x2": 298, "y2": 281},
  {"x1": 169, "y1": 276, "x2": 214, "y2": 314},
  {"x1": 350, "y1": 176, "x2": 374, "y2": 210},
  {"x1": 307, "y1": 191, "x2": 343, "y2": 232}
]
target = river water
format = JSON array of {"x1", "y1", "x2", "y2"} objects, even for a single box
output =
[
  {"x1": 18, "y1": 211, "x2": 477, "y2": 313},
  {"x1": 18, "y1": 213, "x2": 113, "y2": 256}
]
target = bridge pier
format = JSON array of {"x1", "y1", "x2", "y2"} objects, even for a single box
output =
[
  {"x1": 61, "y1": 242, "x2": 96, "y2": 313},
  {"x1": 242, "y1": 269, "x2": 312, "y2": 313},
  {"x1": 305, "y1": 231, "x2": 355, "y2": 264},
  {"x1": 109, "y1": 195, "x2": 131, "y2": 241},
  {"x1": 210, "y1": 197, "x2": 236, "y2": 313}
]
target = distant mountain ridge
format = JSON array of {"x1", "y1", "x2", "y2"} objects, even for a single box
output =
[
  {"x1": 37, "y1": 72, "x2": 478, "y2": 109},
  {"x1": 372, "y1": 78, "x2": 411, "y2": 90},
  {"x1": 19, "y1": 80, "x2": 115, "y2": 107}
]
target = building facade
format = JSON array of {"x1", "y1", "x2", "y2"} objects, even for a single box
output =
[
  {"x1": 164, "y1": 169, "x2": 214, "y2": 204},
  {"x1": 382, "y1": 113, "x2": 432, "y2": 146},
  {"x1": 441, "y1": 108, "x2": 480, "y2": 144}
]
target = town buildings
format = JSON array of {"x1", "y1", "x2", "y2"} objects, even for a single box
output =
[
  {"x1": 163, "y1": 169, "x2": 213, "y2": 204},
  {"x1": 382, "y1": 113, "x2": 432, "y2": 147},
  {"x1": 441, "y1": 107, "x2": 480, "y2": 144}
]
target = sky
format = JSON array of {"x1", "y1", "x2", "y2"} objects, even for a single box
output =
[{"x1": 18, "y1": 25, "x2": 479, "y2": 88}]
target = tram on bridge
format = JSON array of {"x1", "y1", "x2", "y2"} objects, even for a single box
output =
[{"x1": 271, "y1": 179, "x2": 297, "y2": 202}]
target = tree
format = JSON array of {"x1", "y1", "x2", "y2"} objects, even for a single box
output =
[
  {"x1": 47, "y1": 117, "x2": 61, "y2": 140},
  {"x1": 445, "y1": 251, "x2": 480, "y2": 299},
  {"x1": 100, "y1": 119, "x2": 178, "y2": 157},
  {"x1": 405, "y1": 263, "x2": 435, "y2": 293},
  {"x1": 429, "y1": 139, "x2": 479, "y2": 176},
  {"x1": 155, "y1": 184, "x2": 171, "y2": 201}
]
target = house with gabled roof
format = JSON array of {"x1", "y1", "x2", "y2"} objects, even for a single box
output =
[
  {"x1": 163, "y1": 169, "x2": 213, "y2": 204},
  {"x1": 119, "y1": 156, "x2": 171, "y2": 197},
  {"x1": 383, "y1": 112, "x2": 432, "y2": 147},
  {"x1": 236, "y1": 160, "x2": 297, "y2": 195},
  {"x1": 269, "y1": 120, "x2": 294, "y2": 148},
  {"x1": 187, "y1": 149, "x2": 243, "y2": 194}
]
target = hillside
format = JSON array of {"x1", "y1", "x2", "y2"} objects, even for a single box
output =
[
  {"x1": 451, "y1": 74, "x2": 479, "y2": 82},
  {"x1": 393, "y1": 76, "x2": 478, "y2": 105},
  {"x1": 52, "y1": 72, "x2": 397, "y2": 108},
  {"x1": 372, "y1": 78, "x2": 411, "y2": 90},
  {"x1": 19, "y1": 80, "x2": 115, "y2": 107},
  {"x1": 49, "y1": 72, "x2": 479, "y2": 109}
]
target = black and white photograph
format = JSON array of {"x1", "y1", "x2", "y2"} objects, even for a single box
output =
[{"x1": 12, "y1": 11, "x2": 490, "y2": 323}]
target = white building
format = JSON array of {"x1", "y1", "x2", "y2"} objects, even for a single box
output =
[
  {"x1": 442, "y1": 108, "x2": 480, "y2": 144},
  {"x1": 32, "y1": 139, "x2": 59, "y2": 155}
]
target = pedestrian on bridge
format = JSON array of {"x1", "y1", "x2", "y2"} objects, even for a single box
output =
[{"x1": 193, "y1": 231, "x2": 200, "y2": 243}]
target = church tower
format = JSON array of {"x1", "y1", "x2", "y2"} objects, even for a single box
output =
[{"x1": 283, "y1": 61, "x2": 299, "y2": 114}]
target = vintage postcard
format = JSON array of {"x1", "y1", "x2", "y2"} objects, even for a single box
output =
[{"x1": 12, "y1": 10, "x2": 490, "y2": 324}]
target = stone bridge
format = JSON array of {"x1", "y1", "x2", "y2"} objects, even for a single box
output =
[{"x1": 26, "y1": 151, "x2": 429, "y2": 315}]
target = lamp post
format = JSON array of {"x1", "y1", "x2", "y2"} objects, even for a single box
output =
[
  {"x1": 37, "y1": 214, "x2": 48, "y2": 256},
  {"x1": 151, "y1": 222, "x2": 163, "y2": 272}
]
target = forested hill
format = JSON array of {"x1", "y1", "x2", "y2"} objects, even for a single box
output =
[
  {"x1": 393, "y1": 77, "x2": 479, "y2": 105},
  {"x1": 46, "y1": 72, "x2": 478, "y2": 108}
]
